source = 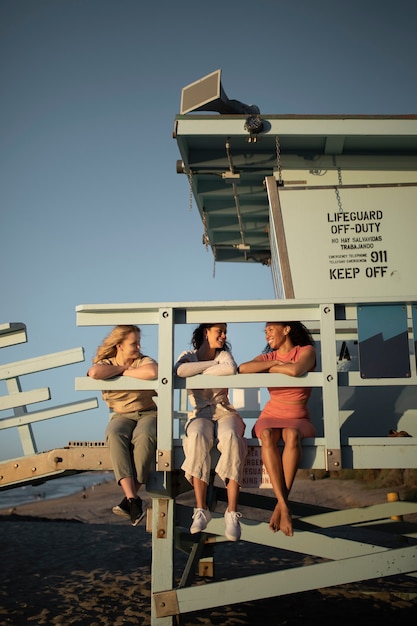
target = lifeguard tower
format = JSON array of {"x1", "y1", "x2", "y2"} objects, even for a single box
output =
[
  {"x1": 1, "y1": 70, "x2": 417, "y2": 625},
  {"x1": 76, "y1": 71, "x2": 417, "y2": 624}
]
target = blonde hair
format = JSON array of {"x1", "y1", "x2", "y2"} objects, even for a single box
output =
[{"x1": 93, "y1": 325, "x2": 141, "y2": 363}]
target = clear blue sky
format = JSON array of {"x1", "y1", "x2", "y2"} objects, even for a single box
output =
[{"x1": 1, "y1": 0, "x2": 416, "y2": 460}]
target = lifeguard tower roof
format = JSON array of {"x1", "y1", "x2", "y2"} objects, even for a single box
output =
[{"x1": 174, "y1": 73, "x2": 417, "y2": 283}]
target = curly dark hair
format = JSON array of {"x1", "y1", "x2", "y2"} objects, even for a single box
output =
[
  {"x1": 191, "y1": 323, "x2": 231, "y2": 352},
  {"x1": 263, "y1": 321, "x2": 314, "y2": 353}
]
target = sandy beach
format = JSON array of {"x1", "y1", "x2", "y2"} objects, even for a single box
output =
[{"x1": 1, "y1": 476, "x2": 416, "y2": 625}]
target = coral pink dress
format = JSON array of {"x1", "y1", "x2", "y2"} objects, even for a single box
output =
[{"x1": 253, "y1": 345, "x2": 316, "y2": 439}]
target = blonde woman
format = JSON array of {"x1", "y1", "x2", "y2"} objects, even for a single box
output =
[{"x1": 88, "y1": 325, "x2": 158, "y2": 526}]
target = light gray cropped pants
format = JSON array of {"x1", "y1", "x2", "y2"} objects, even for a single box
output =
[
  {"x1": 105, "y1": 410, "x2": 157, "y2": 485},
  {"x1": 182, "y1": 413, "x2": 247, "y2": 486}
]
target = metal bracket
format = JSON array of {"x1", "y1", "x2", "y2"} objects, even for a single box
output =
[
  {"x1": 221, "y1": 171, "x2": 240, "y2": 181},
  {"x1": 0, "y1": 445, "x2": 112, "y2": 488},
  {"x1": 153, "y1": 589, "x2": 179, "y2": 618},
  {"x1": 326, "y1": 448, "x2": 342, "y2": 471},
  {"x1": 199, "y1": 556, "x2": 214, "y2": 578},
  {"x1": 156, "y1": 498, "x2": 169, "y2": 539},
  {"x1": 156, "y1": 449, "x2": 172, "y2": 472}
]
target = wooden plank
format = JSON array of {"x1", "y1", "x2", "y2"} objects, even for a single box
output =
[
  {"x1": 0, "y1": 347, "x2": 85, "y2": 380},
  {"x1": 204, "y1": 514, "x2": 389, "y2": 560},
  {"x1": 348, "y1": 371, "x2": 417, "y2": 386},
  {"x1": 76, "y1": 373, "x2": 322, "y2": 391},
  {"x1": 0, "y1": 388, "x2": 50, "y2": 411},
  {"x1": 0, "y1": 445, "x2": 112, "y2": 487},
  {"x1": 75, "y1": 377, "x2": 157, "y2": 391},
  {"x1": 346, "y1": 442, "x2": 417, "y2": 469},
  {"x1": 183, "y1": 372, "x2": 323, "y2": 390},
  {"x1": 300, "y1": 501, "x2": 417, "y2": 528},
  {"x1": 0, "y1": 399, "x2": 98, "y2": 430},
  {"x1": 0, "y1": 323, "x2": 27, "y2": 348},
  {"x1": 156, "y1": 545, "x2": 417, "y2": 616},
  {"x1": 266, "y1": 176, "x2": 295, "y2": 298}
]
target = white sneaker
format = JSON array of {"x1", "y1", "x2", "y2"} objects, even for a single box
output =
[
  {"x1": 190, "y1": 508, "x2": 212, "y2": 534},
  {"x1": 224, "y1": 510, "x2": 242, "y2": 541}
]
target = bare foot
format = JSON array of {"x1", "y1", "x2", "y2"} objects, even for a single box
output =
[
  {"x1": 269, "y1": 503, "x2": 281, "y2": 532},
  {"x1": 279, "y1": 505, "x2": 293, "y2": 536}
]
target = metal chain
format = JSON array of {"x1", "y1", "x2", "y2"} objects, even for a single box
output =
[
  {"x1": 187, "y1": 169, "x2": 193, "y2": 211},
  {"x1": 188, "y1": 167, "x2": 216, "y2": 274},
  {"x1": 202, "y1": 208, "x2": 217, "y2": 276},
  {"x1": 275, "y1": 136, "x2": 283, "y2": 186},
  {"x1": 202, "y1": 209, "x2": 210, "y2": 250},
  {"x1": 333, "y1": 157, "x2": 343, "y2": 212}
]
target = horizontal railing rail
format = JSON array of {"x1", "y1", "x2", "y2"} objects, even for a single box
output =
[{"x1": 75, "y1": 296, "x2": 417, "y2": 473}]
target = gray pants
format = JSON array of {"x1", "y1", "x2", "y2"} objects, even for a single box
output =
[{"x1": 105, "y1": 410, "x2": 157, "y2": 485}]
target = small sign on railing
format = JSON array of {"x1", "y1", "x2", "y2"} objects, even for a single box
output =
[{"x1": 241, "y1": 446, "x2": 271, "y2": 488}]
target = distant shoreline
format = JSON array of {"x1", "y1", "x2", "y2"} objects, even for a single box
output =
[{"x1": 0, "y1": 470, "x2": 114, "y2": 510}]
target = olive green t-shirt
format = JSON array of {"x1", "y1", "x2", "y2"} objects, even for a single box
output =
[{"x1": 100, "y1": 356, "x2": 157, "y2": 413}]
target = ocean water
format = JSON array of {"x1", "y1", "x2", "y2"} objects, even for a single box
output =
[{"x1": 0, "y1": 471, "x2": 114, "y2": 509}]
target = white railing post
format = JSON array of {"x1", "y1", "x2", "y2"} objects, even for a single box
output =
[
  {"x1": 320, "y1": 304, "x2": 342, "y2": 470},
  {"x1": 151, "y1": 306, "x2": 175, "y2": 626}
]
